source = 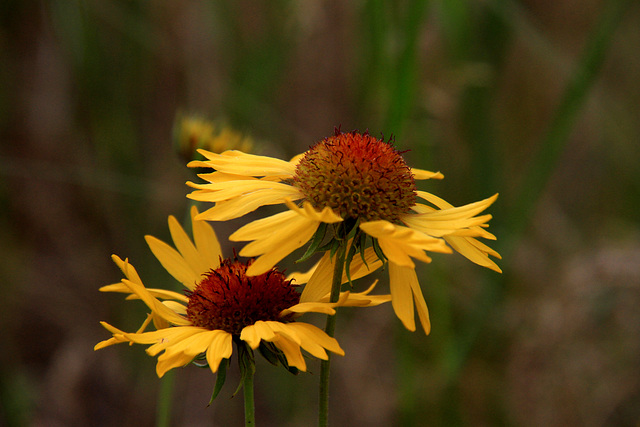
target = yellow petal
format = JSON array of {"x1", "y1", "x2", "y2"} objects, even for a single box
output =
[
  {"x1": 99, "y1": 282, "x2": 131, "y2": 294},
  {"x1": 193, "y1": 196, "x2": 273, "y2": 222},
  {"x1": 299, "y1": 246, "x2": 383, "y2": 304},
  {"x1": 190, "y1": 205, "x2": 222, "y2": 269},
  {"x1": 261, "y1": 321, "x2": 302, "y2": 345},
  {"x1": 286, "y1": 258, "x2": 320, "y2": 284},
  {"x1": 411, "y1": 168, "x2": 444, "y2": 180},
  {"x1": 388, "y1": 263, "x2": 431, "y2": 334},
  {"x1": 239, "y1": 321, "x2": 277, "y2": 349},
  {"x1": 278, "y1": 324, "x2": 328, "y2": 360},
  {"x1": 192, "y1": 149, "x2": 297, "y2": 177},
  {"x1": 389, "y1": 263, "x2": 416, "y2": 331},
  {"x1": 145, "y1": 235, "x2": 199, "y2": 290},
  {"x1": 321, "y1": 282, "x2": 391, "y2": 307},
  {"x1": 285, "y1": 322, "x2": 344, "y2": 357},
  {"x1": 132, "y1": 326, "x2": 205, "y2": 354},
  {"x1": 231, "y1": 210, "x2": 320, "y2": 276},
  {"x1": 360, "y1": 221, "x2": 451, "y2": 268},
  {"x1": 299, "y1": 252, "x2": 333, "y2": 303},
  {"x1": 272, "y1": 335, "x2": 307, "y2": 371},
  {"x1": 444, "y1": 235, "x2": 503, "y2": 273},
  {"x1": 283, "y1": 200, "x2": 343, "y2": 223},
  {"x1": 168, "y1": 215, "x2": 209, "y2": 277},
  {"x1": 279, "y1": 301, "x2": 336, "y2": 317},
  {"x1": 163, "y1": 300, "x2": 187, "y2": 315},
  {"x1": 121, "y1": 279, "x2": 191, "y2": 326},
  {"x1": 94, "y1": 321, "x2": 130, "y2": 350},
  {"x1": 194, "y1": 170, "x2": 259, "y2": 183},
  {"x1": 206, "y1": 331, "x2": 233, "y2": 373},
  {"x1": 407, "y1": 270, "x2": 431, "y2": 335},
  {"x1": 188, "y1": 179, "x2": 301, "y2": 202},
  {"x1": 110, "y1": 255, "x2": 143, "y2": 285}
]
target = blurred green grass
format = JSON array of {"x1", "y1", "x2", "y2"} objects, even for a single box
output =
[{"x1": 1, "y1": 1, "x2": 639, "y2": 426}]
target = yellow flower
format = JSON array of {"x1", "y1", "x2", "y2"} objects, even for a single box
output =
[
  {"x1": 173, "y1": 114, "x2": 254, "y2": 162},
  {"x1": 187, "y1": 130, "x2": 501, "y2": 334},
  {"x1": 95, "y1": 206, "x2": 388, "y2": 376}
]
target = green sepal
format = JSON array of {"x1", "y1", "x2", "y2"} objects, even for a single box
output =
[
  {"x1": 208, "y1": 358, "x2": 229, "y2": 406},
  {"x1": 258, "y1": 342, "x2": 280, "y2": 366},
  {"x1": 233, "y1": 342, "x2": 255, "y2": 398},
  {"x1": 345, "y1": 218, "x2": 360, "y2": 240},
  {"x1": 358, "y1": 230, "x2": 369, "y2": 266},
  {"x1": 258, "y1": 342, "x2": 300, "y2": 375},
  {"x1": 296, "y1": 222, "x2": 328, "y2": 263},
  {"x1": 372, "y1": 237, "x2": 387, "y2": 263},
  {"x1": 192, "y1": 352, "x2": 209, "y2": 368},
  {"x1": 344, "y1": 238, "x2": 357, "y2": 285},
  {"x1": 329, "y1": 238, "x2": 341, "y2": 258}
]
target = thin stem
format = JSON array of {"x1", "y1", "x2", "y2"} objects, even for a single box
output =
[
  {"x1": 318, "y1": 243, "x2": 347, "y2": 427},
  {"x1": 155, "y1": 370, "x2": 175, "y2": 427},
  {"x1": 243, "y1": 361, "x2": 255, "y2": 427}
]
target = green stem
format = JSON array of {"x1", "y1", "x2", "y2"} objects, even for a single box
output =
[
  {"x1": 156, "y1": 370, "x2": 174, "y2": 427},
  {"x1": 318, "y1": 243, "x2": 347, "y2": 427},
  {"x1": 243, "y1": 363, "x2": 255, "y2": 427}
]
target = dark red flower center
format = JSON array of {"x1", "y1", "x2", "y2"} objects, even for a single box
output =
[
  {"x1": 186, "y1": 257, "x2": 300, "y2": 334},
  {"x1": 293, "y1": 130, "x2": 417, "y2": 222}
]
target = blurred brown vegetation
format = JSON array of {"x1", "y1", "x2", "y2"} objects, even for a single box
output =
[{"x1": 1, "y1": 1, "x2": 639, "y2": 426}]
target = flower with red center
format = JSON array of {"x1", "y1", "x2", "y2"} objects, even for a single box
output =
[
  {"x1": 95, "y1": 206, "x2": 389, "y2": 376},
  {"x1": 187, "y1": 129, "x2": 501, "y2": 334}
]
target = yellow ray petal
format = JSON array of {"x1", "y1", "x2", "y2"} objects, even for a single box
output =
[
  {"x1": 163, "y1": 300, "x2": 187, "y2": 315},
  {"x1": 206, "y1": 331, "x2": 233, "y2": 373},
  {"x1": 110, "y1": 255, "x2": 143, "y2": 285},
  {"x1": 192, "y1": 149, "x2": 297, "y2": 177},
  {"x1": 360, "y1": 221, "x2": 451, "y2": 268},
  {"x1": 389, "y1": 263, "x2": 416, "y2": 331},
  {"x1": 411, "y1": 168, "x2": 444, "y2": 180},
  {"x1": 94, "y1": 321, "x2": 130, "y2": 350},
  {"x1": 277, "y1": 324, "x2": 328, "y2": 360},
  {"x1": 286, "y1": 258, "x2": 320, "y2": 284},
  {"x1": 194, "y1": 171, "x2": 259, "y2": 183},
  {"x1": 232, "y1": 211, "x2": 321, "y2": 276},
  {"x1": 261, "y1": 321, "x2": 302, "y2": 346},
  {"x1": 285, "y1": 322, "x2": 344, "y2": 357},
  {"x1": 126, "y1": 288, "x2": 188, "y2": 302},
  {"x1": 188, "y1": 179, "x2": 301, "y2": 202},
  {"x1": 416, "y1": 191, "x2": 497, "y2": 212},
  {"x1": 407, "y1": 270, "x2": 431, "y2": 335},
  {"x1": 145, "y1": 235, "x2": 200, "y2": 290},
  {"x1": 190, "y1": 205, "x2": 222, "y2": 270},
  {"x1": 121, "y1": 279, "x2": 191, "y2": 326},
  {"x1": 272, "y1": 335, "x2": 307, "y2": 371},
  {"x1": 283, "y1": 200, "x2": 343, "y2": 223},
  {"x1": 298, "y1": 252, "x2": 333, "y2": 303},
  {"x1": 299, "y1": 247, "x2": 384, "y2": 304},
  {"x1": 99, "y1": 282, "x2": 131, "y2": 294},
  {"x1": 444, "y1": 235, "x2": 502, "y2": 273},
  {"x1": 192, "y1": 190, "x2": 301, "y2": 222},
  {"x1": 167, "y1": 214, "x2": 209, "y2": 277},
  {"x1": 280, "y1": 301, "x2": 336, "y2": 316},
  {"x1": 240, "y1": 321, "x2": 278, "y2": 349}
]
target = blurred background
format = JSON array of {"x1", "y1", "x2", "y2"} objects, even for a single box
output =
[{"x1": 1, "y1": 1, "x2": 639, "y2": 426}]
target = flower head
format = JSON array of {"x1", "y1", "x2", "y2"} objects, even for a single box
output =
[
  {"x1": 95, "y1": 206, "x2": 386, "y2": 376},
  {"x1": 187, "y1": 129, "x2": 501, "y2": 334},
  {"x1": 173, "y1": 113, "x2": 254, "y2": 162}
]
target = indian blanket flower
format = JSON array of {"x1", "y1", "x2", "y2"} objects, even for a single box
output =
[
  {"x1": 95, "y1": 206, "x2": 389, "y2": 377},
  {"x1": 187, "y1": 129, "x2": 501, "y2": 334},
  {"x1": 173, "y1": 113, "x2": 254, "y2": 162}
]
